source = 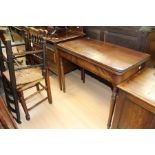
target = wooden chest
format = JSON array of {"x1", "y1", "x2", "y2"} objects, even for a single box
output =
[
  {"x1": 44, "y1": 26, "x2": 85, "y2": 74},
  {"x1": 46, "y1": 43, "x2": 77, "y2": 74},
  {"x1": 112, "y1": 68, "x2": 155, "y2": 129}
]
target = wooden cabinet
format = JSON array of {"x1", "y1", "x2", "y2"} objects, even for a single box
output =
[
  {"x1": 112, "y1": 68, "x2": 155, "y2": 129},
  {"x1": 84, "y1": 26, "x2": 155, "y2": 54},
  {"x1": 46, "y1": 43, "x2": 77, "y2": 74},
  {"x1": 45, "y1": 28, "x2": 85, "y2": 74},
  {"x1": 46, "y1": 44, "x2": 57, "y2": 73},
  {"x1": 146, "y1": 30, "x2": 155, "y2": 58}
]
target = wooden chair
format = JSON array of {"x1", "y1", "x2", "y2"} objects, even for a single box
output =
[
  {"x1": 0, "y1": 96, "x2": 17, "y2": 129},
  {"x1": 0, "y1": 30, "x2": 52, "y2": 123}
]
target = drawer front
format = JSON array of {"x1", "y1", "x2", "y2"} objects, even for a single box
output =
[
  {"x1": 46, "y1": 47, "x2": 57, "y2": 73},
  {"x1": 46, "y1": 47, "x2": 56, "y2": 63},
  {"x1": 46, "y1": 48, "x2": 77, "y2": 74}
]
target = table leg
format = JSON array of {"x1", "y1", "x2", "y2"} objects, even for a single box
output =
[
  {"x1": 60, "y1": 57, "x2": 66, "y2": 93},
  {"x1": 58, "y1": 66, "x2": 63, "y2": 91},
  {"x1": 56, "y1": 50, "x2": 62, "y2": 91},
  {"x1": 107, "y1": 86, "x2": 118, "y2": 129},
  {"x1": 81, "y1": 68, "x2": 85, "y2": 83}
]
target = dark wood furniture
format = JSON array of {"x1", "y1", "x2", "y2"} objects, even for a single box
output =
[
  {"x1": 0, "y1": 30, "x2": 52, "y2": 123},
  {"x1": 0, "y1": 96, "x2": 17, "y2": 129},
  {"x1": 27, "y1": 26, "x2": 85, "y2": 75},
  {"x1": 23, "y1": 26, "x2": 85, "y2": 91},
  {"x1": 57, "y1": 37, "x2": 150, "y2": 128},
  {"x1": 46, "y1": 27, "x2": 85, "y2": 70},
  {"x1": 84, "y1": 26, "x2": 153, "y2": 52},
  {"x1": 44, "y1": 27, "x2": 85, "y2": 90},
  {"x1": 112, "y1": 68, "x2": 155, "y2": 129},
  {"x1": 82, "y1": 26, "x2": 155, "y2": 84}
]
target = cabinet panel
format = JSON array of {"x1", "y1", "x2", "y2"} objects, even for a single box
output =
[
  {"x1": 46, "y1": 46, "x2": 77, "y2": 74},
  {"x1": 100, "y1": 31, "x2": 139, "y2": 50},
  {"x1": 112, "y1": 90, "x2": 155, "y2": 129},
  {"x1": 84, "y1": 26, "x2": 153, "y2": 52}
]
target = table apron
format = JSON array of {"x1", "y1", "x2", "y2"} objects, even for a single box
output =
[{"x1": 59, "y1": 50, "x2": 144, "y2": 85}]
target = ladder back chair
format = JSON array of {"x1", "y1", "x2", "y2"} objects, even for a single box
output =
[{"x1": 0, "y1": 29, "x2": 52, "y2": 123}]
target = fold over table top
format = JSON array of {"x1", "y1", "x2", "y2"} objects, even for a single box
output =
[{"x1": 57, "y1": 37, "x2": 150, "y2": 74}]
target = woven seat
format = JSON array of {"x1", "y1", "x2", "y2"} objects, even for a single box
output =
[{"x1": 3, "y1": 67, "x2": 43, "y2": 86}]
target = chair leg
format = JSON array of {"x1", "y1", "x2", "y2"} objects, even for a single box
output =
[
  {"x1": 18, "y1": 91, "x2": 30, "y2": 120},
  {"x1": 45, "y1": 68, "x2": 52, "y2": 104},
  {"x1": 36, "y1": 83, "x2": 40, "y2": 91},
  {"x1": 81, "y1": 68, "x2": 85, "y2": 83}
]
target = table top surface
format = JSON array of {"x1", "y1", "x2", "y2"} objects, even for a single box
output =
[
  {"x1": 118, "y1": 68, "x2": 155, "y2": 107},
  {"x1": 46, "y1": 32, "x2": 85, "y2": 43},
  {"x1": 57, "y1": 37, "x2": 150, "y2": 74}
]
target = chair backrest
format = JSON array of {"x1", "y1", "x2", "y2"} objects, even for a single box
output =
[
  {"x1": 3, "y1": 28, "x2": 47, "y2": 78},
  {"x1": 0, "y1": 96, "x2": 17, "y2": 129},
  {"x1": 24, "y1": 27, "x2": 48, "y2": 76},
  {"x1": 1, "y1": 39, "x2": 21, "y2": 123}
]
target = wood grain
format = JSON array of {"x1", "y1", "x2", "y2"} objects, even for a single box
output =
[
  {"x1": 112, "y1": 68, "x2": 155, "y2": 129},
  {"x1": 57, "y1": 37, "x2": 150, "y2": 74},
  {"x1": 57, "y1": 37, "x2": 150, "y2": 128},
  {"x1": 118, "y1": 68, "x2": 155, "y2": 110}
]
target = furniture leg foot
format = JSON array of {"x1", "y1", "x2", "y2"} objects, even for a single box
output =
[
  {"x1": 26, "y1": 114, "x2": 30, "y2": 120},
  {"x1": 36, "y1": 83, "x2": 40, "y2": 91},
  {"x1": 15, "y1": 116, "x2": 22, "y2": 124}
]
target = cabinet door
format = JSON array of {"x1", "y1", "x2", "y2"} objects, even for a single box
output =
[
  {"x1": 46, "y1": 47, "x2": 57, "y2": 73},
  {"x1": 100, "y1": 31, "x2": 140, "y2": 50},
  {"x1": 112, "y1": 91, "x2": 155, "y2": 129}
]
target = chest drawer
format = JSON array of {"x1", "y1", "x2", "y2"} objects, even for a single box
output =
[{"x1": 46, "y1": 47, "x2": 56, "y2": 63}]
